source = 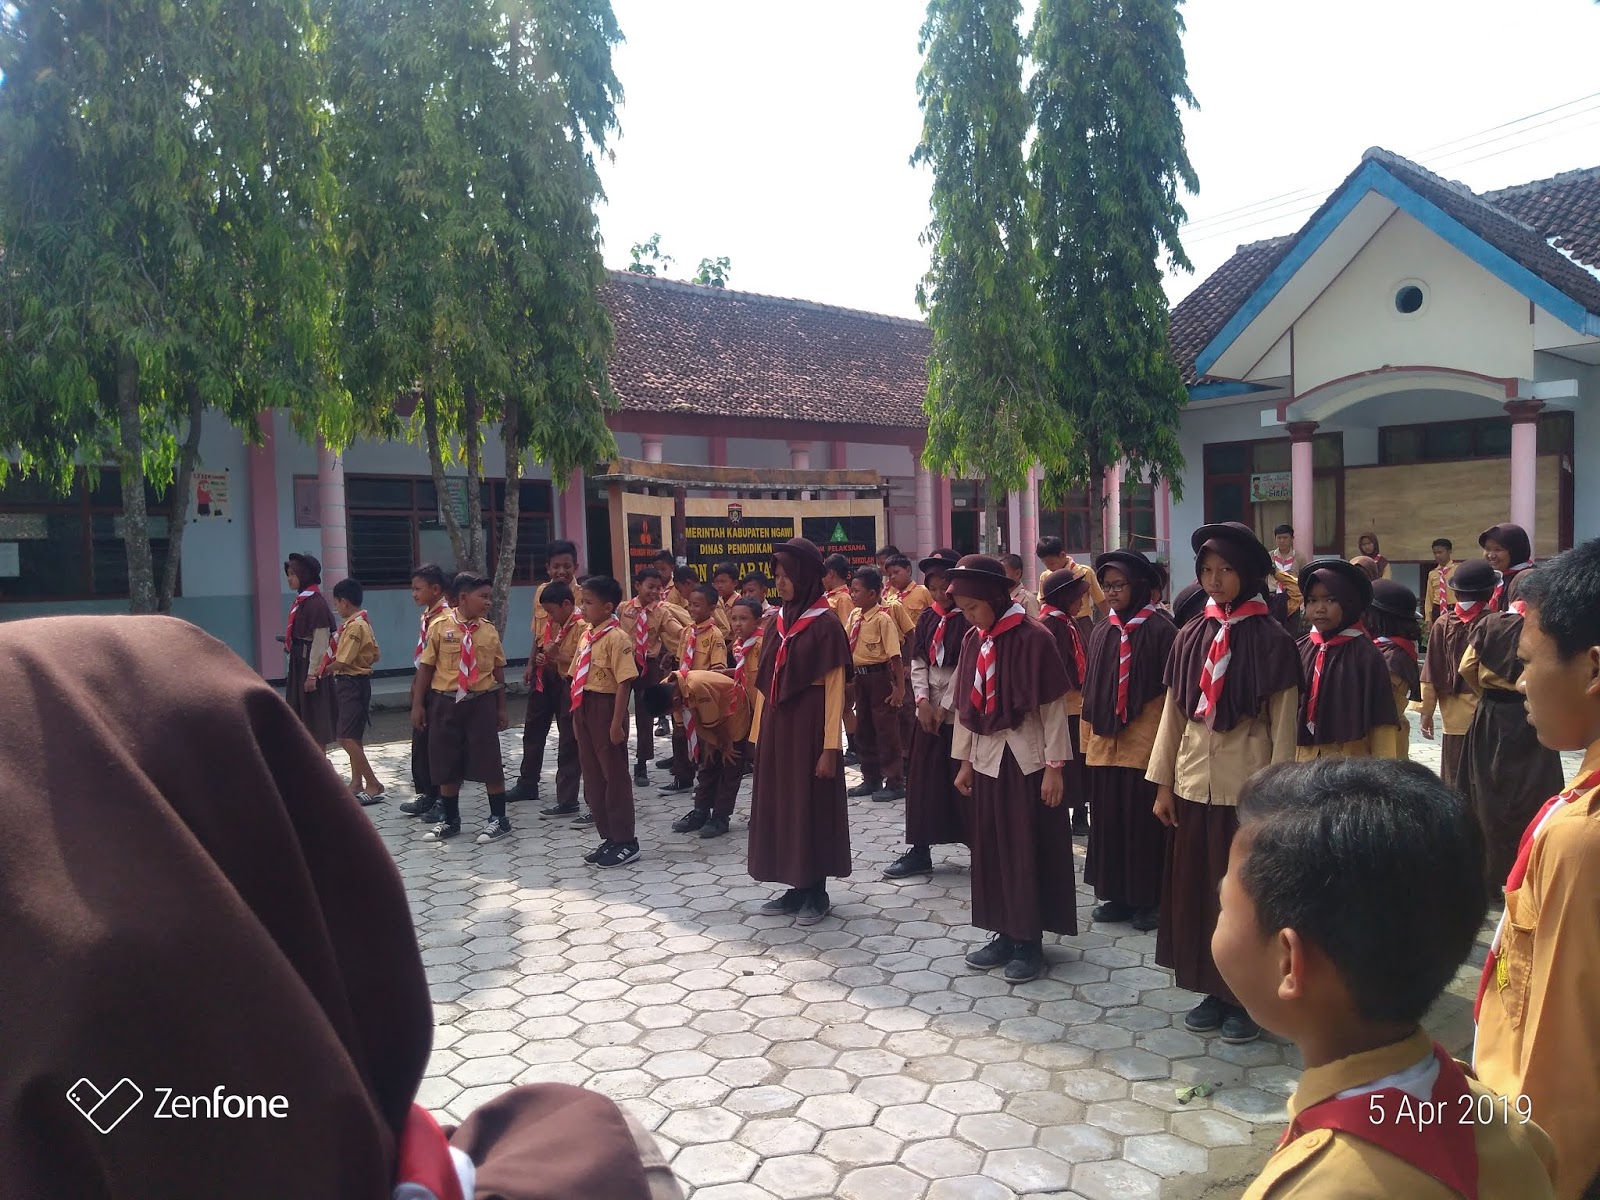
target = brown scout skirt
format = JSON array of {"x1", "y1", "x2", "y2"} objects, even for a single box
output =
[
  {"x1": 1157, "y1": 797, "x2": 1240, "y2": 1004},
  {"x1": 427, "y1": 689, "x2": 506, "y2": 787},
  {"x1": 1459, "y1": 690, "x2": 1566, "y2": 884},
  {"x1": 968, "y1": 743, "x2": 1079, "y2": 943},
  {"x1": 334, "y1": 675, "x2": 372, "y2": 742},
  {"x1": 1083, "y1": 766, "x2": 1164, "y2": 912},
  {"x1": 286, "y1": 639, "x2": 338, "y2": 747},
  {"x1": 748, "y1": 681, "x2": 851, "y2": 887},
  {"x1": 905, "y1": 719, "x2": 967, "y2": 847}
]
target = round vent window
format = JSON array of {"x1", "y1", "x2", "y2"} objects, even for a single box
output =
[{"x1": 1394, "y1": 284, "x2": 1426, "y2": 315}]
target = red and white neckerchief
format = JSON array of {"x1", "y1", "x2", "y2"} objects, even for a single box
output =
[
  {"x1": 1373, "y1": 635, "x2": 1418, "y2": 666},
  {"x1": 825, "y1": 585, "x2": 850, "y2": 613},
  {"x1": 971, "y1": 603, "x2": 1028, "y2": 715},
  {"x1": 683, "y1": 619, "x2": 715, "y2": 670},
  {"x1": 732, "y1": 634, "x2": 760, "y2": 707},
  {"x1": 1435, "y1": 563, "x2": 1455, "y2": 613},
  {"x1": 1489, "y1": 562, "x2": 1534, "y2": 610},
  {"x1": 929, "y1": 602, "x2": 952, "y2": 667},
  {"x1": 1106, "y1": 603, "x2": 1159, "y2": 721},
  {"x1": 1510, "y1": 599, "x2": 1528, "y2": 616},
  {"x1": 1304, "y1": 624, "x2": 1366, "y2": 737},
  {"x1": 1454, "y1": 597, "x2": 1489, "y2": 625},
  {"x1": 1039, "y1": 603, "x2": 1086, "y2": 682},
  {"x1": 451, "y1": 612, "x2": 481, "y2": 701},
  {"x1": 847, "y1": 608, "x2": 865, "y2": 653},
  {"x1": 1477, "y1": 767, "x2": 1600, "y2": 1021},
  {"x1": 770, "y1": 603, "x2": 830, "y2": 699},
  {"x1": 415, "y1": 602, "x2": 448, "y2": 666},
  {"x1": 285, "y1": 586, "x2": 320, "y2": 647},
  {"x1": 630, "y1": 600, "x2": 657, "y2": 668},
  {"x1": 322, "y1": 610, "x2": 368, "y2": 673},
  {"x1": 1194, "y1": 597, "x2": 1272, "y2": 723},
  {"x1": 1269, "y1": 553, "x2": 1296, "y2": 592},
  {"x1": 570, "y1": 617, "x2": 620, "y2": 712},
  {"x1": 394, "y1": 1102, "x2": 474, "y2": 1200},
  {"x1": 534, "y1": 612, "x2": 582, "y2": 693}
]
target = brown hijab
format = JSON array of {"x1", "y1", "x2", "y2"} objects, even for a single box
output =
[
  {"x1": 1081, "y1": 552, "x2": 1175, "y2": 734},
  {"x1": 949, "y1": 558, "x2": 1069, "y2": 736},
  {"x1": 759, "y1": 538, "x2": 851, "y2": 705},
  {"x1": 1293, "y1": 563, "x2": 1398, "y2": 747},
  {"x1": 0, "y1": 616, "x2": 657, "y2": 1200}
]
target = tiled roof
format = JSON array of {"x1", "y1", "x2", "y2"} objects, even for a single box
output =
[
  {"x1": 1168, "y1": 236, "x2": 1290, "y2": 385},
  {"x1": 1484, "y1": 165, "x2": 1600, "y2": 275},
  {"x1": 600, "y1": 271, "x2": 932, "y2": 429}
]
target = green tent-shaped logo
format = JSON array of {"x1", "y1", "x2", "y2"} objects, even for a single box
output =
[{"x1": 829, "y1": 522, "x2": 848, "y2": 544}]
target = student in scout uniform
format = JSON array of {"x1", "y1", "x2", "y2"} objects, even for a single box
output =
[
  {"x1": 949, "y1": 555, "x2": 1076, "y2": 984},
  {"x1": 1355, "y1": 532, "x2": 1391, "y2": 579},
  {"x1": 1147, "y1": 522, "x2": 1301, "y2": 1046},
  {"x1": 711, "y1": 561, "x2": 741, "y2": 626},
  {"x1": 401, "y1": 564, "x2": 452, "y2": 821},
  {"x1": 822, "y1": 554, "x2": 855, "y2": 624},
  {"x1": 1001, "y1": 553, "x2": 1041, "y2": 618},
  {"x1": 884, "y1": 554, "x2": 930, "y2": 773},
  {"x1": 650, "y1": 662, "x2": 753, "y2": 842},
  {"x1": 748, "y1": 538, "x2": 853, "y2": 927},
  {"x1": 845, "y1": 566, "x2": 908, "y2": 802},
  {"x1": 885, "y1": 550, "x2": 969, "y2": 880},
  {"x1": 1367, "y1": 580, "x2": 1422, "y2": 760},
  {"x1": 571, "y1": 575, "x2": 642, "y2": 869},
  {"x1": 1458, "y1": 570, "x2": 1566, "y2": 886},
  {"x1": 1171, "y1": 581, "x2": 1208, "y2": 629},
  {"x1": 516, "y1": 580, "x2": 585, "y2": 821},
  {"x1": 667, "y1": 566, "x2": 699, "y2": 613},
  {"x1": 1418, "y1": 558, "x2": 1494, "y2": 786},
  {"x1": 875, "y1": 544, "x2": 901, "y2": 572},
  {"x1": 1294, "y1": 559, "x2": 1401, "y2": 761},
  {"x1": 1268, "y1": 525, "x2": 1306, "y2": 633},
  {"x1": 413, "y1": 574, "x2": 511, "y2": 844},
  {"x1": 1269, "y1": 524, "x2": 1306, "y2": 578},
  {"x1": 620, "y1": 567, "x2": 687, "y2": 788},
  {"x1": 324, "y1": 578, "x2": 383, "y2": 805},
  {"x1": 739, "y1": 572, "x2": 772, "y2": 612},
  {"x1": 1214, "y1": 759, "x2": 1556, "y2": 1200},
  {"x1": 1035, "y1": 535, "x2": 1104, "y2": 635},
  {"x1": 725, "y1": 597, "x2": 764, "y2": 783},
  {"x1": 1039, "y1": 567, "x2": 1094, "y2": 837},
  {"x1": 282, "y1": 552, "x2": 338, "y2": 748},
  {"x1": 663, "y1": 584, "x2": 729, "y2": 795},
  {"x1": 1424, "y1": 538, "x2": 1458, "y2": 628},
  {"x1": 1081, "y1": 550, "x2": 1178, "y2": 934},
  {"x1": 507, "y1": 540, "x2": 580, "y2": 805},
  {"x1": 0, "y1": 616, "x2": 686, "y2": 1200},
  {"x1": 1477, "y1": 538, "x2": 1600, "y2": 1200},
  {"x1": 1480, "y1": 522, "x2": 1535, "y2": 612}
]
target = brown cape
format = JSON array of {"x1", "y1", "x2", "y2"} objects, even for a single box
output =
[
  {"x1": 954, "y1": 616, "x2": 1071, "y2": 736},
  {"x1": 1295, "y1": 631, "x2": 1400, "y2": 746},
  {"x1": 1423, "y1": 610, "x2": 1482, "y2": 697},
  {"x1": 1165, "y1": 603, "x2": 1302, "y2": 734},
  {"x1": 913, "y1": 601, "x2": 970, "y2": 669},
  {"x1": 1081, "y1": 607, "x2": 1177, "y2": 736}
]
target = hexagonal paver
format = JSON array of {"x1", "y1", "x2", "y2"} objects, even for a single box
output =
[
  {"x1": 670, "y1": 1141, "x2": 759, "y2": 1187},
  {"x1": 658, "y1": 1106, "x2": 743, "y2": 1145},
  {"x1": 927, "y1": 1080, "x2": 1004, "y2": 1115},
  {"x1": 815, "y1": 1126, "x2": 905, "y2": 1167},
  {"x1": 837, "y1": 1164, "x2": 927, "y2": 1200},
  {"x1": 985, "y1": 1147, "x2": 1074, "y2": 1193},
  {"x1": 1124, "y1": 1131, "x2": 1210, "y2": 1177},
  {"x1": 794, "y1": 1094, "x2": 879, "y2": 1130},
  {"x1": 752, "y1": 1154, "x2": 840, "y2": 1200},
  {"x1": 736, "y1": 1117, "x2": 823, "y2": 1157},
  {"x1": 1073, "y1": 1158, "x2": 1165, "y2": 1200}
]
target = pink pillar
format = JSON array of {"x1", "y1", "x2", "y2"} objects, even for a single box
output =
[
  {"x1": 1006, "y1": 486, "x2": 1022, "y2": 555},
  {"x1": 1287, "y1": 421, "x2": 1319, "y2": 554},
  {"x1": 1020, "y1": 465, "x2": 1040, "y2": 590},
  {"x1": 1103, "y1": 462, "x2": 1123, "y2": 551},
  {"x1": 641, "y1": 436, "x2": 664, "y2": 464},
  {"x1": 708, "y1": 436, "x2": 729, "y2": 500},
  {"x1": 788, "y1": 440, "x2": 813, "y2": 470},
  {"x1": 936, "y1": 475, "x2": 953, "y2": 548},
  {"x1": 316, "y1": 441, "x2": 348, "y2": 584},
  {"x1": 828, "y1": 440, "x2": 849, "y2": 501},
  {"x1": 557, "y1": 467, "x2": 586, "y2": 564},
  {"x1": 1506, "y1": 400, "x2": 1542, "y2": 549},
  {"x1": 914, "y1": 451, "x2": 935, "y2": 556},
  {"x1": 247, "y1": 411, "x2": 283, "y2": 677},
  {"x1": 1157, "y1": 478, "x2": 1172, "y2": 561}
]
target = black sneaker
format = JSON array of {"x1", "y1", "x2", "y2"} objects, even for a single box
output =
[
  {"x1": 416, "y1": 803, "x2": 445, "y2": 824},
  {"x1": 595, "y1": 841, "x2": 640, "y2": 868},
  {"x1": 421, "y1": 821, "x2": 461, "y2": 842},
  {"x1": 1131, "y1": 908, "x2": 1160, "y2": 933},
  {"x1": 540, "y1": 802, "x2": 580, "y2": 819},
  {"x1": 795, "y1": 889, "x2": 831, "y2": 926},
  {"x1": 654, "y1": 756, "x2": 674, "y2": 770},
  {"x1": 871, "y1": 783, "x2": 906, "y2": 802},
  {"x1": 846, "y1": 781, "x2": 881, "y2": 798},
  {"x1": 476, "y1": 815, "x2": 511, "y2": 843},
  {"x1": 883, "y1": 849, "x2": 933, "y2": 879},
  {"x1": 573, "y1": 810, "x2": 595, "y2": 825},
  {"x1": 1071, "y1": 815, "x2": 1090, "y2": 837},
  {"x1": 659, "y1": 779, "x2": 695, "y2": 795},
  {"x1": 1004, "y1": 940, "x2": 1045, "y2": 984},
  {"x1": 632, "y1": 764, "x2": 650, "y2": 787},
  {"x1": 759, "y1": 889, "x2": 805, "y2": 915},
  {"x1": 841, "y1": 751, "x2": 859, "y2": 767},
  {"x1": 400, "y1": 795, "x2": 438, "y2": 815},
  {"x1": 672, "y1": 809, "x2": 710, "y2": 833},
  {"x1": 1184, "y1": 995, "x2": 1227, "y2": 1033},
  {"x1": 1092, "y1": 901, "x2": 1136, "y2": 923},
  {"x1": 504, "y1": 780, "x2": 540, "y2": 804},
  {"x1": 1220, "y1": 1008, "x2": 1261, "y2": 1045},
  {"x1": 584, "y1": 841, "x2": 612, "y2": 864},
  {"x1": 965, "y1": 935, "x2": 1015, "y2": 970},
  {"x1": 654, "y1": 717, "x2": 670, "y2": 736},
  {"x1": 700, "y1": 815, "x2": 730, "y2": 839}
]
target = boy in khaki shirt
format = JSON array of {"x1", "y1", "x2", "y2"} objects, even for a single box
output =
[
  {"x1": 324, "y1": 578, "x2": 383, "y2": 805},
  {"x1": 648, "y1": 666, "x2": 753, "y2": 842},
  {"x1": 620, "y1": 567, "x2": 687, "y2": 787},
  {"x1": 1424, "y1": 538, "x2": 1458, "y2": 628},
  {"x1": 509, "y1": 539, "x2": 579, "y2": 805},
  {"x1": 846, "y1": 567, "x2": 906, "y2": 802},
  {"x1": 664, "y1": 585, "x2": 730, "y2": 794},
  {"x1": 1215, "y1": 759, "x2": 1555, "y2": 1199},
  {"x1": 573, "y1": 575, "x2": 642, "y2": 869}
]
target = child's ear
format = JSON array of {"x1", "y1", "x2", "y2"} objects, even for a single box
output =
[{"x1": 1276, "y1": 928, "x2": 1306, "y2": 1002}]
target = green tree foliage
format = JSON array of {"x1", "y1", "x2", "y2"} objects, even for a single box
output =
[
  {"x1": 333, "y1": 0, "x2": 622, "y2": 627},
  {"x1": 0, "y1": 0, "x2": 337, "y2": 612},
  {"x1": 693, "y1": 256, "x2": 731, "y2": 288},
  {"x1": 1028, "y1": 0, "x2": 1197, "y2": 555},
  {"x1": 913, "y1": 0, "x2": 1051, "y2": 536},
  {"x1": 628, "y1": 233, "x2": 673, "y2": 276}
]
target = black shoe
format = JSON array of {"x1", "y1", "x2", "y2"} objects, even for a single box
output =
[
  {"x1": 700, "y1": 815, "x2": 730, "y2": 839},
  {"x1": 965, "y1": 935, "x2": 1015, "y2": 970},
  {"x1": 573, "y1": 810, "x2": 595, "y2": 825},
  {"x1": 759, "y1": 889, "x2": 805, "y2": 915},
  {"x1": 659, "y1": 779, "x2": 695, "y2": 795},
  {"x1": 400, "y1": 794, "x2": 438, "y2": 815},
  {"x1": 504, "y1": 780, "x2": 540, "y2": 804},
  {"x1": 595, "y1": 841, "x2": 640, "y2": 868},
  {"x1": 584, "y1": 841, "x2": 612, "y2": 864},
  {"x1": 847, "y1": 780, "x2": 881, "y2": 798},
  {"x1": 795, "y1": 889, "x2": 831, "y2": 926},
  {"x1": 421, "y1": 821, "x2": 461, "y2": 842},
  {"x1": 654, "y1": 756, "x2": 674, "y2": 770},
  {"x1": 654, "y1": 717, "x2": 670, "y2": 736},
  {"x1": 871, "y1": 784, "x2": 906, "y2": 802},
  {"x1": 1092, "y1": 901, "x2": 1137, "y2": 923},
  {"x1": 1071, "y1": 816, "x2": 1090, "y2": 837},
  {"x1": 632, "y1": 764, "x2": 650, "y2": 787},
  {"x1": 540, "y1": 802, "x2": 579, "y2": 819},
  {"x1": 883, "y1": 849, "x2": 933, "y2": 879},
  {"x1": 1004, "y1": 940, "x2": 1045, "y2": 984},
  {"x1": 416, "y1": 803, "x2": 445, "y2": 824},
  {"x1": 1184, "y1": 995, "x2": 1227, "y2": 1033},
  {"x1": 1221, "y1": 1008, "x2": 1261, "y2": 1045},
  {"x1": 476, "y1": 815, "x2": 512, "y2": 843},
  {"x1": 1131, "y1": 908, "x2": 1160, "y2": 933},
  {"x1": 672, "y1": 809, "x2": 709, "y2": 833},
  {"x1": 841, "y1": 751, "x2": 859, "y2": 767}
]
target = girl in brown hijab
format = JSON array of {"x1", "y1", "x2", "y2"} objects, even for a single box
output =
[
  {"x1": 1146, "y1": 523, "x2": 1301, "y2": 1046},
  {"x1": 0, "y1": 615, "x2": 680, "y2": 1200},
  {"x1": 1293, "y1": 558, "x2": 1401, "y2": 761},
  {"x1": 748, "y1": 537, "x2": 853, "y2": 925},
  {"x1": 1418, "y1": 558, "x2": 1496, "y2": 788},
  {"x1": 1039, "y1": 567, "x2": 1093, "y2": 835},
  {"x1": 949, "y1": 556, "x2": 1075, "y2": 984},
  {"x1": 283, "y1": 551, "x2": 339, "y2": 746},
  {"x1": 1355, "y1": 532, "x2": 1391, "y2": 578},
  {"x1": 1479, "y1": 522, "x2": 1535, "y2": 612},
  {"x1": 1367, "y1": 579, "x2": 1422, "y2": 759}
]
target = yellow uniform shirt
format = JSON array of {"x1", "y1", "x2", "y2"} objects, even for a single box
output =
[
  {"x1": 331, "y1": 614, "x2": 380, "y2": 676},
  {"x1": 421, "y1": 615, "x2": 506, "y2": 695},
  {"x1": 539, "y1": 610, "x2": 587, "y2": 678},
  {"x1": 1424, "y1": 563, "x2": 1459, "y2": 628},
  {"x1": 850, "y1": 606, "x2": 902, "y2": 667},
  {"x1": 578, "y1": 622, "x2": 639, "y2": 694},
  {"x1": 824, "y1": 585, "x2": 854, "y2": 627},
  {"x1": 675, "y1": 669, "x2": 753, "y2": 752},
  {"x1": 619, "y1": 599, "x2": 688, "y2": 660},
  {"x1": 886, "y1": 582, "x2": 931, "y2": 637},
  {"x1": 683, "y1": 620, "x2": 728, "y2": 671}
]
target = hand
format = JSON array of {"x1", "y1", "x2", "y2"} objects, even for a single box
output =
[
  {"x1": 1041, "y1": 764, "x2": 1064, "y2": 808},
  {"x1": 610, "y1": 723, "x2": 628, "y2": 746},
  {"x1": 303, "y1": 674, "x2": 320, "y2": 693},
  {"x1": 1153, "y1": 785, "x2": 1177, "y2": 828},
  {"x1": 954, "y1": 761, "x2": 974, "y2": 797},
  {"x1": 522, "y1": 661, "x2": 535, "y2": 687},
  {"x1": 889, "y1": 686, "x2": 905, "y2": 709},
  {"x1": 497, "y1": 707, "x2": 510, "y2": 732},
  {"x1": 411, "y1": 706, "x2": 428, "y2": 732},
  {"x1": 916, "y1": 698, "x2": 938, "y2": 734},
  {"x1": 815, "y1": 749, "x2": 838, "y2": 779},
  {"x1": 1419, "y1": 712, "x2": 1435, "y2": 741}
]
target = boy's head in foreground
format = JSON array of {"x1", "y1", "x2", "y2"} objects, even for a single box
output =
[
  {"x1": 1214, "y1": 758, "x2": 1488, "y2": 1059},
  {"x1": 1516, "y1": 538, "x2": 1600, "y2": 755}
]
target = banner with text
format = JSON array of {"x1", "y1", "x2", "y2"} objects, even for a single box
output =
[
  {"x1": 801, "y1": 516, "x2": 877, "y2": 570},
  {"x1": 683, "y1": 517, "x2": 796, "y2": 582}
]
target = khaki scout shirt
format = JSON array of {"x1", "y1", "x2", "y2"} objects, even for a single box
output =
[
  {"x1": 331, "y1": 614, "x2": 379, "y2": 676},
  {"x1": 850, "y1": 606, "x2": 902, "y2": 668},
  {"x1": 539, "y1": 610, "x2": 586, "y2": 678},
  {"x1": 1424, "y1": 563, "x2": 1459, "y2": 628},
  {"x1": 824, "y1": 586, "x2": 854, "y2": 627},
  {"x1": 1246, "y1": 1030, "x2": 1555, "y2": 1199},
  {"x1": 1082, "y1": 693, "x2": 1164, "y2": 770},
  {"x1": 620, "y1": 599, "x2": 687, "y2": 661},
  {"x1": 885, "y1": 582, "x2": 931, "y2": 637},
  {"x1": 578, "y1": 622, "x2": 639, "y2": 694},
  {"x1": 1145, "y1": 687, "x2": 1300, "y2": 806},
  {"x1": 675, "y1": 669, "x2": 752, "y2": 753},
  {"x1": 683, "y1": 620, "x2": 728, "y2": 671},
  {"x1": 952, "y1": 696, "x2": 1073, "y2": 779},
  {"x1": 421, "y1": 615, "x2": 506, "y2": 695}
]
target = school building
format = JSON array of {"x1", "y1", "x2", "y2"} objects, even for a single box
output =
[{"x1": 2, "y1": 147, "x2": 1596, "y2": 676}]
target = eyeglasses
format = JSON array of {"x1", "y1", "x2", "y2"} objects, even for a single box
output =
[{"x1": 1101, "y1": 581, "x2": 1131, "y2": 594}]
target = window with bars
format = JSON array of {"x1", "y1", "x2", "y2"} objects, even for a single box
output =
[
  {"x1": 0, "y1": 469, "x2": 175, "y2": 601},
  {"x1": 346, "y1": 476, "x2": 554, "y2": 587}
]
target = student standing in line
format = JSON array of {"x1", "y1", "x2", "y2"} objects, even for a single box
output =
[
  {"x1": 1170, "y1": 581, "x2": 1208, "y2": 629},
  {"x1": 663, "y1": 584, "x2": 729, "y2": 796},
  {"x1": 1418, "y1": 558, "x2": 1495, "y2": 787},
  {"x1": 651, "y1": 662, "x2": 753, "y2": 843},
  {"x1": 949, "y1": 556, "x2": 1075, "y2": 984},
  {"x1": 748, "y1": 538, "x2": 853, "y2": 927},
  {"x1": 1267, "y1": 525, "x2": 1306, "y2": 633},
  {"x1": 571, "y1": 576, "x2": 642, "y2": 869},
  {"x1": 619, "y1": 567, "x2": 686, "y2": 789},
  {"x1": 1367, "y1": 580, "x2": 1422, "y2": 760},
  {"x1": 1001, "y1": 553, "x2": 1041, "y2": 618},
  {"x1": 821, "y1": 553, "x2": 858, "y2": 765},
  {"x1": 520, "y1": 581, "x2": 586, "y2": 821},
  {"x1": 1036, "y1": 535, "x2": 1104, "y2": 637},
  {"x1": 1038, "y1": 567, "x2": 1094, "y2": 838},
  {"x1": 725, "y1": 597, "x2": 764, "y2": 783},
  {"x1": 401, "y1": 564, "x2": 451, "y2": 821},
  {"x1": 1147, "y1": 522, "x2": 1301, "y2": 1045},
  {"x1": 508, "y1": 540, "x2": 580, "y2": 804},
  {"x1": 739, "y1": 572, "x2": 772, "y2": 612},
  {"x1": 1215, "y1": 760, "x2": 1555, "y2": 1200},
  {"x1": 1476, "y1": 537, "x2": 1600, "y2": 1200},
  {"x1": 1423, "y1": 537, "x2": 1458, "y2": 629},
  {"x1": 413, "y1": 575, "x2": 511, "y2": 844},
  {"x1": 1080, "y1": 551, "x2": 1177, "y2": 934},
  {"x1": 1294, "y1": 559, "x2": 1401, "y2": 761},
  {"x1": 325, "y1": 578, "x2": 384, "y2": 805},
  {"x1": 711, "y1": 561, "x2": 741, "y2": 631},
  {"x1": 845, "y1": 566, "x2": 907, "y2": 803},
  {"x1": 282, "y1": 552, "x2": 339, "y2": 748},
  {"x1": 885, "y1": 550, "x2": 969, "y2": 880},
  {"x1": 1480, "y1": 522, "x2": 1535, "y2": 611},
  {"x1": 1269, "y1": 524, "x2": 1306, "y2": 579},
  {"x1": 1355, "y1": 532, "x2": 1391, "y2": 579},
  {"x1": 885, "y1": 553, "x2": 931, "y2": 767}
]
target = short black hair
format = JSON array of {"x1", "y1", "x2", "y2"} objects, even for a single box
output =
[
  {"x1": 453, "y1": 572, "x2": 491, "y2": 595},
  {"x1": 878, "y1": 544, "x2": 900, "y2": 558},
  {"x1": 853, "y1": 566, "x2": 884, "y2": 594},
  {"x1": 741, "y1": 572, "x2": 770, "y2": 588},
  {"x1": 823, "y1": 554, "x2": 853, "y2": 580},
  {"x1": 885, "y1": 555, "x2": 912, "y2": 571},
  {"x1": 673, "y1": 566, "x2": 698, "y2": 585},
  {"x1": 633, "y1": 567, "x2": 663, "y2": 586},
  {"x1": 712, "y1": 561, "x2": 740, "y2": 583},
  {"x1": 1000, "y1": 553, "x2": 1025, "y2": 573},
  {"x1": 692, "y1": 583, "x2": 718, "y2": 607},
  {"x1": 1519, "y1": 538, "x2": 1600, "y2": 660},
  {"x1": 1036, "y1": 535, "x2": 1064, "y2": 558},
  {"x1": 1431, "y1": 538, "x2": 1453, "y2": 552},
  {"x1": 547, "y1": 539, "x2": 579, "y2": 564},
  {"x1": 640, "y1": 681, "x2": 679, "y2": 717},
  {"x1": 411, "y1": 563, "x2": 448, "y2": 589},
  {"x1": 332, "y1": 578, "x2": 364, "y2": 605},
  {"x1": 732, "y1": 597, "x2": 764, "y2": 620},
  {"x1": 540, "y1": 580, "x2": 575, "y2": 607},
  {"x1": 1273, "y1": 524, "x2": 1294, "y2": 537},
  {"x1": 1237, "y1": 758, "x2": 1488, "y2": 1026},
  {"x1": 652, "y1": 550, "x2": 676, "y2": 568},
  {"x1": 582, "y1": 575, "x2": 623, "y2": 607}
]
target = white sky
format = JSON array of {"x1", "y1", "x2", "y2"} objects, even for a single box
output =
[{"x1": 596, "y1": 0, "x2": 1600, "y2": 318}]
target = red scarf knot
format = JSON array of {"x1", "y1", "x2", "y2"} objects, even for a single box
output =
[
  {"x1": 1106, "y1": 603, "x2": 1158, "y2": 721},
  {"x1": 1194, "y1": 597, "x2": 1272, "y2": 725},
  {"x1": 415, "y1": 602, "x2": 447, "y2": 666},
  {"x1": 451, "y1": 612, "x2": 481, "y2": 701},
  {"x1": 970, "y1": 604, "x2": 1028, "y2": 715},
  {"x1": 1305, "y1": 624, "x2": 1366, "y2": 737},
  {"x1": 570, "y1": 618, "x2": 619, "y2": 713}
]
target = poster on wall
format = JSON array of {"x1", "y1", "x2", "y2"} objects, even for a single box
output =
[
  {"x1": 192, "y1": 470, "x2": 231, "y2": 521},
  {"x1": 801, "y1": 515, "x2": 877, "y2": 570},
  {"x1": 627, "y1": 513, "x2": 666, "y2": 576},
  {"x1": 683, "y1": 516, "x2": 796, "y2": 581},
  {"x1": 293, "y1": 476, "x2": 320, "y2": 528},
  {"x1": 1249, "y1": 471, "x2": 1292, "y2": 503}
]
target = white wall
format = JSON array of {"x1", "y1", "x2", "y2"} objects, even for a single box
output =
[{"x1": 1171, "y1": 399, "x2": 1282, "y2": 544}]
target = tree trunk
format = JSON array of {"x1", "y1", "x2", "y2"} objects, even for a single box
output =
[
  {"x1": 115, "y1": 351, "x2": 158, "y2": 614},
  {"x1": 158, "y1": 382, "x2": 204, "y2": 613},
  {"x1": 982, "y1": 481, "x2": 1001, "y2": 554},
  {"x1": 464, "y1": 385, "x2": 486, "y2": 573},
  {"x1": 1086, "y1": 454, "x2": 1106, "y2": 559},
  {"x1": 423, "y1": 383, "x2": 467, "y2": 571},
  {"x1": 491, "y1": 402, "x2": 522, "y2": 635}
]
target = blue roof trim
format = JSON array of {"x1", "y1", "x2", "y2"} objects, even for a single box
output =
[
  {"x1": 1187, "y1": 381, "x2": 1272, "y2": 402},
  {"x1": 1193, "y1": 160, "x2": 1600, "y2": 379}
]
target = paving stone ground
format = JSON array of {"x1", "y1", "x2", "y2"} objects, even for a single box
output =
[{"x1": 350, "y1": 723, "x2": 1582, "y2": 1200}]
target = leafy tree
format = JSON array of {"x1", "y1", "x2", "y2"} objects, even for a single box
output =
[
  {"x1": 1028, "y1": 0, "x2": 1196, "y2": 555},
  {"x1": 693, "y1": 256, "x2": 732, "y2": 288},
  {"x1": 0, "y1": 0, "x2": 337, "y2": 612},
  {"x1": 913, "y1": 0, "x2": 1052, "y2": 547},
  {"x1": 628, "y1": 233, "x2": 673, "y2": 276}
]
